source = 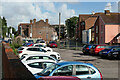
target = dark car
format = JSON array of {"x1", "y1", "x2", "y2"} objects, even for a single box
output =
[
  {"x1": 90, "y1": 44, "x2": 107, "y2": 55},
  {"x1": 82, "y1": 44, "x2": 93, "y2": 54},
  {"x1": 48, "y1": 41, "x2": 57, "y2": 48},
  {"x1": 99, "y1": 46, "x2": 120, "y2": 58},
  {"x1": 107, "y1": 47, "x2": 120, "y2": 59}
]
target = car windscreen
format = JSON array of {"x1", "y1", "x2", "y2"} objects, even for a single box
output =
[
  {"x1": 18, "y1": 47, "x2": 24, "y2": 50},
  {"x1": 49, "y1": 41, "x2": 56, "y2": 44},
  {"x1": 40, "y1": 41, "x2": 45, "y2": 43}
]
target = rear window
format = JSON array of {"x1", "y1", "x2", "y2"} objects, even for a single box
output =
[
  {"x1": 40, "y1": 41, "x2": 45, "y2": 43},
  {"x1": 49, "y1": 41, "x2": 56, "y2": 44},
  {"x1": 92, "y1": 45, "x2": 97, "y2": 49},
  {"x1": 18, "y1": 47, "x2": 24, "y2": 50}
]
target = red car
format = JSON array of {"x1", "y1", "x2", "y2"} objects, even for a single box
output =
[
  {"x1": 37, "y1": 76, "x2": 81, "y2": 80},
  {"x1": 48, "y1": 41, "x2": 57, "y2": 48},
  {"x1": 90, "y1": 44, "x2": 107, "y2": 55}
]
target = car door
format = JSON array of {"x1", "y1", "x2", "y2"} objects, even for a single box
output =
[
  {"x1": 74, "y1": 65, "x2": 97, "y2": 80},
  {"x1": 52, "y1": 65, "x2": 73, "y2": 76}
]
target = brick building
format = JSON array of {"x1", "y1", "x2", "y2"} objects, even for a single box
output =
[
  {"x1": 18, "y1": 19, "x2": 58, "y2": 41},
  {"x1": 78, "y1": 10, "x2": 120, "y2": 44}
]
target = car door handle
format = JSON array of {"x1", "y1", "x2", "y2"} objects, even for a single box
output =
[{"x1": 87, "y1": 76, "x2": 91, "y2": 79}]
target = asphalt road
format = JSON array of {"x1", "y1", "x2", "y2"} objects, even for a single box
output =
[{"x1": 53, "y1": 48, "x2": 119, "y2": 80}]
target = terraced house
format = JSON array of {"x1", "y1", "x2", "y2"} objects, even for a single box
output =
[
  {"x1": 18, "y1": 19, "x2": 58, "y2": 41},
  {"x1": 78, "y1": 10, "x2": 120, "y2": 44}
]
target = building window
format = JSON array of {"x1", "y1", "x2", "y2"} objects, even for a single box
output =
[
  {"x1": 96, "y1": 26, "x2": 98, "y2": 33},
  {"x1": 96, "y1": 37, "x2": 98, "y2": 44}
]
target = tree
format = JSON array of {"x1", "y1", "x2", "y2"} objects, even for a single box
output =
[{"x1": 65, "y1": 16, "x2": 78, "y2": 39}]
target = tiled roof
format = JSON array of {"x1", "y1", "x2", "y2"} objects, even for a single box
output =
[
  {"x1": 94, "y1": 13, "x2": 120, "y2": 24},
  {"x1": 85, "y1": 16, "x2": 97, "y2": 30}
]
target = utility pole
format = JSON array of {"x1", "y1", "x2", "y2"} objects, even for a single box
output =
[{"x1": 59, "y1": 12, "x2": 61, "y2": 48}]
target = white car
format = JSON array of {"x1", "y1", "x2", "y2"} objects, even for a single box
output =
[
  {"x1": 18, "y1": 47, "x2": 61, "y2": 60},
  {"x1": 20, "y1": 54, "x2": 59, "y2": 63},
  {"x1": 36, "y1": 40, "x2": 46, "y2": 46},
  {"x1": 33, "y1": 43, "x2": 53, "y2": 52},
  {"x1": 23, "y1": 59, "x2": 56, "y2": 74}
]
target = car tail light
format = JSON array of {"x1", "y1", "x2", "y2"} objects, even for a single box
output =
[
  {"x1": 18, "y1": 51, "x2": 22, "y2": 53},
  {"x1": 98, "y1": 69, "x2": 103, "y2": 80},
  {"x1": 86, "y1": 48, "x2": 89, "y2": 49}
]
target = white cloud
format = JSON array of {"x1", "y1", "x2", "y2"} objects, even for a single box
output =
[
  {"x1": 104, "y1": 2, "x2": 119, "y2": 12},
  {"x1": 1, "y1": 2, "x2": 75, "y2": 29}
]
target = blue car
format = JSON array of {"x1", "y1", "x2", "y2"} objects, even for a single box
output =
[
  {"x1": 99, "y1": 46, "x2": 120, "y2": 58},
  {"x1": 82, "y1": 44, "x2": 93, "y2": 54},
  {"x1": 34, "y1": 61, "x2": 102, "y2": 80}
]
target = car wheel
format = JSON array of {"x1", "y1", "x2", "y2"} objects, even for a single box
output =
[
  {"x1": 50, "y1": 55, "x2": 57, "y2": 59},
  {"x1": 107, "y1": 53, "x2": 113, "y2": 60}
]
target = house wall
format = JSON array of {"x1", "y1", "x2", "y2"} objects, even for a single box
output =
[
  {"x1": 32, "y1": 20, "x2": 55, "y2": 41},
  {"x1": 94, "y1": 16, "x2": 105, "y2": 44},
  {"x1": 105, "y1": 25, "x2": 119, "y2": 43}
]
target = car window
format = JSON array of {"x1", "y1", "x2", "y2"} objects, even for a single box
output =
[
  {"x1": 26, "y1": 56, "x2": 40, "y2": 60},
  {"x1": 89, "y1": 67, "x2": 96, "y2": 74},
  {"x1": 32, "y1": 48, "x2": 39, "y2": 51},
  {"x1": 28, "y1": 62, "x2": 43, "y2": 69},
  {"x1": 92, "y1": 45, "x2": 97, "y2": 49},
  {"x1": 53, "y1": 65, "x2": 73, "y2": 76},
  {"x1": 76, "y1": 65, "x2": 89, "y2": 75},
  {"x1": 38, "y1": 48, "x2": 47, "y2": 52},
  {"x1": 27, "y1": 48, "x2": 33, "y2": 51},
  {"x1": 18, "y1": 47, "x2": 24, "y2": 50},
  {"x1": 28, "y1": 62, "x2": 54, "y2": 69}
]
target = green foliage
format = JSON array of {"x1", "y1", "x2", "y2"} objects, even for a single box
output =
[
  {"x1": 10, "y1": 43, "x2": 19, "y2": 55},
  {"x1": 65, "y1": 16, "x2": 78, "y2": 39}
]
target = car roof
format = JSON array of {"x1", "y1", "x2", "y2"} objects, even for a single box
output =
[
  {"x1": 25, "y1": 59, "x2": 56, "y2": 64},
  {"x1": 24, "y1": 54, "x2": 50, "y2": 57},
  {"x1": 56, "y1": 61, "x2": 93, "y2": 66}
]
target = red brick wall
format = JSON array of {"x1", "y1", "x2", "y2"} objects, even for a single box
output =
[{"x1": 2, "y1": 42, "x2": 36, "y2": 79}]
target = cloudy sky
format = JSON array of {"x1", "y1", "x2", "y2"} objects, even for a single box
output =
[{"x1": 0, "y1": 1, "x2": 119, "y2": 30}]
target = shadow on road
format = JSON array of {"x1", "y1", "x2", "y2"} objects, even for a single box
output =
[{"x1": 73, "y1": 53, "x2": 84, "y2": 55}]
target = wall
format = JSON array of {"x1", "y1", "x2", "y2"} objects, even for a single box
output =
[
  {"x1": 105, "y1": 25, "x2": 119, "y2": 43},
  {"x1": 2, "y1": 42, "x2": 36, "y2": 79}
]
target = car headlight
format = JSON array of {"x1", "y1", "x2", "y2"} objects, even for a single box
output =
[{"x1": 57, "y1": 54, "x2": 60, "y2": 56}]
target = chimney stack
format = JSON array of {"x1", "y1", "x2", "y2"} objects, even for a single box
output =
[
  {"x1": 46, "y1": 19, "x2": 48, "y2": 24},
  {"x1": 30, "y1": 20, "x2": 32, "y2": 24},
  {"x1": 105, "y1": 10, "x2": 110, "y2": 15},
  {"x1": 33, "y1": 18, "x2": 36, "y2": 24}
]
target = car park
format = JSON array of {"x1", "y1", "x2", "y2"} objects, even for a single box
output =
[
  {"x1": 23, "y1": 59, "x2": 56, "y2": 74},
  {"x1": 34, "y1": 43, "x2": 53, "y2": 52},
  {"x1": 37, "y1": 76, "x2": 81, "y2": 80},
  {"x1": 82, "y1": 44, "x2": 93, "y2": 54},
  {"x1": 47, "y1": 41, "x2": 57, "y2": 48},
  {"x1": 90, "y1": 44, "x2": 108, "y2": 55},
  {"x1": 18, "y1": 47, "x2": 61, "y2": 60},
  {"x1": 34, "y1": 61, "x2": 102, "y2": 80}
]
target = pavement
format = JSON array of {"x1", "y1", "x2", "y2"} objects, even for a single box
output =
[{"x1": 53, "y1": 48, "x2": 119, "y2": 79}]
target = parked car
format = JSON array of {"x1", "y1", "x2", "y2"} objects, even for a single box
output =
[
  {"x1": 20, "y1": 54, "x2": 60, "y2": 63},
  {"x1": 37, "y1": 76, "x2": 81, "y2": 80},
  {"x1": 27, "y1": 40, "x2": 34, "y2": 43},
  {"x1": 107, "y1": 47, "x2": 120, "y2": 59},
  {"x1": 34, "y1": 61, "x2": 102, "y2": 80},
  {"x1": 90, "y1": 44, "x2": 108, "y2": 55},
  {"x1": 23, "y1": 59, "x2": 56, "y2": 74},
  {"x1": 99, "y1": 46, "x2": 120, "y2": 58},
  {"x1": 34, "y1": 43, "x2": 53, "y2": 52},
  {"x1": 48, "y1": 41, "x2": 57, "y2": 48},
  {"x1": 18, "y1": 47, "x2": 61, "y2": 60},
  {"x1": 36, "y1": 40, "x2": 46, "y2": 46},
  {"x1": 23, "y1": 43, "x2": 34, "y2": 47},
  {"x1": 82, "y1": 44, "x2": 93, "y2": 54}
]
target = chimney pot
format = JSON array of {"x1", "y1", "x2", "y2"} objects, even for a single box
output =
[
  {"x1": 46, "y1": 19, "x2": 48, "y2": 24},
  {"x1": 33, "y1": 18, "x2": 36, "y2": 24},
  {"x1": 30, "y1": 20, "x2": 32, "y2": 24},
  {"x1": 105, "y1": 10, "x2": 110, "y2": 15}
]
